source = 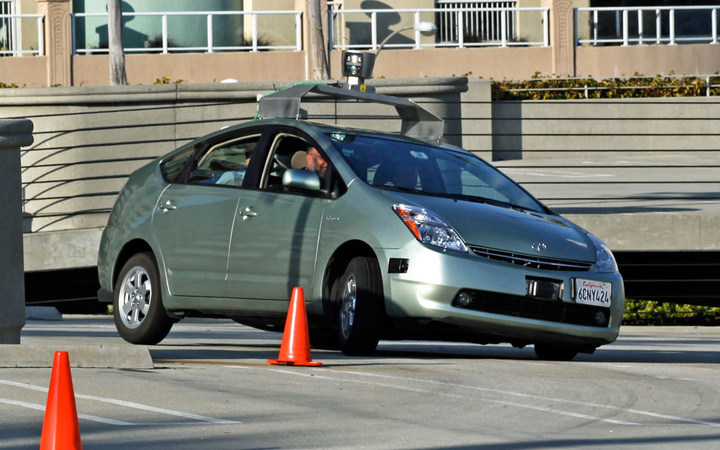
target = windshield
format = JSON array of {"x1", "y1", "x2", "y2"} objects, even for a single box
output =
[{"x1": 329, "y1": 133, "x2": 546, "y2": 213}]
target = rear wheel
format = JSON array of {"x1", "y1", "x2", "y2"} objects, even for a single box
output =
[
  {"x1": 333, "y1": 256, "x2": 383, "y2": 356},
  {"x1": 534, "y1": 343, "x2": 579, "y2": 361},
  {"x1": 113, "y1": 252, "x2": 174, "y2": 345}
]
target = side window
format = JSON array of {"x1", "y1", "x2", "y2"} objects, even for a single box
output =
[
  {"x1": 188, "y1": 134, "x2": 260, "y2": 187},
  {"x1": 160, "y1": 145, "x2": 196, "y2": 183},
  {"x1": 262, "y1": 134, "x2": 313, "y2": 190},
  {"x1": 260, "y1": 132, "x2": 343, "y2": 198}
]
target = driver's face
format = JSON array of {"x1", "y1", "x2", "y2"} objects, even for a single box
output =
[{"x1": 307, "y1": 147, "x2": 328, "y2": 176}]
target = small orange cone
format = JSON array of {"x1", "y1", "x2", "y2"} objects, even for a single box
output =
[
  {"x1": 40, "y1": 351, "x2": 82, "y2": 450},
  {"x1": 268, "y1": 287, "x2": 323, "y2": 367}
]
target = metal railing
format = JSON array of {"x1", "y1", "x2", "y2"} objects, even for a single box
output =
[
  {"x1": 71, "y1": 10, "x2": 302, "y2": 55},
  {"x1": 436, "y1": 1, "x2": 517, "y2": 43},
  {"x1": 576, "y1": 5, "x2": 720, "y2": 46},
  {"x1": 329, "y1": 6, "x2": 549, "y2": 50},
  {"x1": 0, "y1": 13, "x2": 44, "y2": 56}
]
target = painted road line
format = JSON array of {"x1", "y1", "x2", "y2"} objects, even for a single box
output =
[
  {"x1": 263, "y1": 367, "x2": 639, "y2": 426},
  {"x1": 0, "y1": 378, "x2": 239, "y2": 426},
  {"x1": 334, "y1": 369, "x2": 720, "y2": 428}
]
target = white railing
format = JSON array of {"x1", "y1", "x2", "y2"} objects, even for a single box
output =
[
  {"x1": 436, "y1": 1, "x2": 517, "y2": 43},
  {"x1": 71, "y1": 10, "x2": 302, "y2": 55},
  {"x1": 0, "y1": 14, "x2": 44, "y2": 56},
  {"x1": 329, "y1": 6, "x2": 549, "y2": 50},
  {"x1": 576, "y1": 5, "x2": 720, "y2": 46}
]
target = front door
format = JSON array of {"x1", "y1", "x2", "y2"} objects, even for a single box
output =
[{"x1": 226, "y1": 132, "x2": 329, "y2": 300}]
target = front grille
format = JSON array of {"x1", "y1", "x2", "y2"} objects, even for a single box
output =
[
  {"x1": 469, "y1": 246, "x2": 592, "y2": 272},
  {"x1": 460, "y1": 289, "x2": 610, "y2": 328}
]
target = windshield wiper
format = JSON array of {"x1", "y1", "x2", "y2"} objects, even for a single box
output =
[
  {"x1": 376, "y1": 186, "x2": 544, "y2": 213},
  {"x1": 375, "y1": 185, "x2": 426, "y2": 195},
  {"x1": 441, "y1": 192, "x2": 505, "y2": 207}
]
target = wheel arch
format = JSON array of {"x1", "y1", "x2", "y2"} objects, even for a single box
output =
[
  {"x1": 321, "y1": 240, "x2": 386, "y2": 320},
  {"x1": 112, "y1": 239, "x2": 155, "y2": 289}
]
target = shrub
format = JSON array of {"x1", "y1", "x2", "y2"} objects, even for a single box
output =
[
  {"x1": 623, "y1": 298, "x2": 720, "y2": 325},
  {"x1": 492, "y1": 72, "x2": 720, "y2": 101},
  {"x1": 153, "y1": 77, "x2": 185, "y2": 84}
]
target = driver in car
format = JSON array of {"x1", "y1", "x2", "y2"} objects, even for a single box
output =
[{"x1": 306, "y1": 146, "x2": 328, "y2": 177}]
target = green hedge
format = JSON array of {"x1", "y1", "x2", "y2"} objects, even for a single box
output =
[
  {"x1": 492, "y1": 72, "x2": 720, "y2": 101},
  {"x1": 623, "y1": 299, "x2": 720, "y2": 325}
]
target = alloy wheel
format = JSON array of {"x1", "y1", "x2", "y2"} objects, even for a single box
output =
[{"x1": 117, "y1": 265, "x2": 152, "y2": 329}]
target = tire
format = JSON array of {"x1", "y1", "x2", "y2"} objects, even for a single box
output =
[
  {"x1": 534, "y1": 343, "x2": 579, "y2": 361},
  {"x1": 113, "y1": 252, "x2": 174, "y2": 345},
  {"x1": 333, "y1": 256, "x2": 383, "y2": 356}
]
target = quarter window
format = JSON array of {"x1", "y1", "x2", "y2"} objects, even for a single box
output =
[{"x1": 160, "y1": 145, "x2": 195, "y2": 183}]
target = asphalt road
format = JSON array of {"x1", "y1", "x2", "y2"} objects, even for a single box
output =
[{"x1": 2, "y1": 315, "x2": 719, "y2": 449}]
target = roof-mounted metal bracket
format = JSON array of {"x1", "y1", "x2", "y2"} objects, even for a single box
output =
[{"x1": 257, "y1": 83, "x2": 445, "y2": 142}]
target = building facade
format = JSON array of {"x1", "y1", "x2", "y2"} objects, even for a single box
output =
[{"x1": 1, "y1": 1, "x2": 720, "y2": 87}]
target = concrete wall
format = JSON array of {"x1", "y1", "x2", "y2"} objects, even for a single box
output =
[
  {"x1": 490, "y1": 97, "x2": 720, "y2": 252},
  {"x1": 0, "y1": 56, "x2": 47, "y2": 87},
  {"x1": 576, "y1": 43, "x2": 720, "y2": 78},
  {"x1": 71, "y1": 51, "x2": 309, "y2": 86},
  {"x1": 2, "y1": 78, "x2": 719, "y2": 274}
]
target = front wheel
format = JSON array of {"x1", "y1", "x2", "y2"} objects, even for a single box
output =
[
  {"x1": 333, "y1": 256, "x2": 383, "y2": 356},
  {"x1": 113, "y1": 252, "x2": 174, "y2": 345}
]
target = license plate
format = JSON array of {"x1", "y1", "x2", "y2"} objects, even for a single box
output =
[{"x1": 574, "y1": 279, "x2": 612, "y2": 307}]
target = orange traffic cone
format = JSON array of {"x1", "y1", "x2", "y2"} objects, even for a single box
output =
[
  {"x1": 40, "y1": 351, "x2": 82, "y2": 450},
  {"x1": 268, "y1": 287, "x2": 323, "y2": 367}
]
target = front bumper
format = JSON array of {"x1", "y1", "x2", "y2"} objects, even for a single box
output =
[{"x1": 380, "y1": 241, "x2": 625, "y2": 347}]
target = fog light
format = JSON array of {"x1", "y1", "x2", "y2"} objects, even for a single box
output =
[
  {"x1": 594, "y1": 311, "x2": 608, "y2": 326},
  {"x1": 454, "y1": 291, "x2": 472, "y2": 307}
]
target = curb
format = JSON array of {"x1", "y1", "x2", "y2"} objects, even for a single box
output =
[{"x1": 0, "y1": 344, "x2": 153, "y2": 369}]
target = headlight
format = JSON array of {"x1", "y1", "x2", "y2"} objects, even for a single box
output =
[
  {"x1": 587, "y1": 233, "x2": 618, "y2": 273},
  {"x1": 392, "y1": 204, "x2": 468, "y2": 253}
]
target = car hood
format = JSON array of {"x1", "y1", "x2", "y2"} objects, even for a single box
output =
[{"x1": 382, "y1": 191, "x2": 595, "y2": 262}]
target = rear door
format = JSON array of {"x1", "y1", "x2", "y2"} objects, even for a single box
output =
[{"x1": 152, "y1": 129, "x2": 265, "y2": 298}]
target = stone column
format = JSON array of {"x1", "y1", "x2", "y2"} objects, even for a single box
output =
[
  {"x1": 37, "y1": 0, "x2": 72, "y2": 87},
  {"x1": 0, "y1": 119, "x2": 34, "y2": 344},
  {"x1": 542, "y1": 0, "x2": 575, "y2": 77}
]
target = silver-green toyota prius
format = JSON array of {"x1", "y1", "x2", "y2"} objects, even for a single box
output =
[{"x1": 97, "y1": 85, "x2": 624, "y2": 360}]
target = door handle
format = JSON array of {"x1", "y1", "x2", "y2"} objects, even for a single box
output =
[
  {"x1": 159, "y1": 200, "x2": 177, "y2": 212},
  {"x1": 241, "y1": 206, "x2": 257, "y2": 220}
]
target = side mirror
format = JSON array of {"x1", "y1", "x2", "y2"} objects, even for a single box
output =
[{"x1": 282, "y1": 169, "x2": 321, "y2": 191}]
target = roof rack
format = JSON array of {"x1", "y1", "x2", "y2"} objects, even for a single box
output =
[{"x1": 257, "y1": 83, "x2": 444, "y2": 142}]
